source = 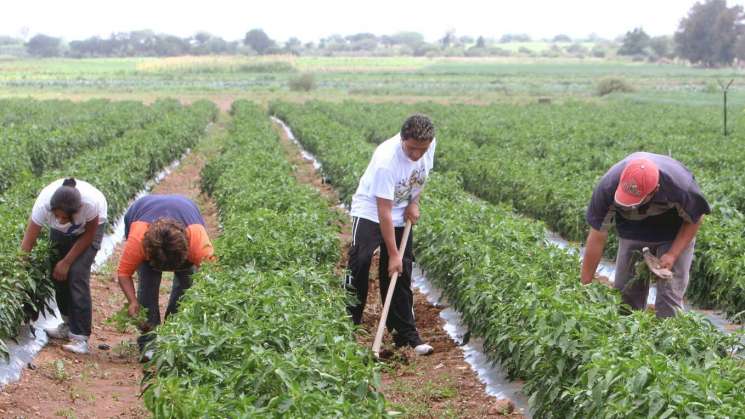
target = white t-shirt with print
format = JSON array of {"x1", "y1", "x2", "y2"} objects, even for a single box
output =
[
  {"x1": 351, "y1": 134, "x2": 436, "y2": 227},
  {"x1": 31, "y1": 179, "x2": 108, "y2": 236}
]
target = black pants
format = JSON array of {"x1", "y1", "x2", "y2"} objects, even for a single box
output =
[
  {"x1": 136, "y1": 262, "x2": 194, "y2": 351},
  {"x1": 49, "y1": 224, "x2": 105, "y2": 337},
  {"x1": 345, "y1": 217, "x2": 422, "y2": 347}
]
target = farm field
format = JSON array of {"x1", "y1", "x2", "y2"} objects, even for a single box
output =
[
  {"x1": 0, "y1": 55, "x2": 744, "y2": 417},
  {"x1": 270, "y1": 100, "x2": 745, "y2": 416},
  {"x1": 271, "y1": 99, "x2": 745, "y2": 321},
  {"x1": 2, "y1": 56, "x2": 745, "y2": 106}
]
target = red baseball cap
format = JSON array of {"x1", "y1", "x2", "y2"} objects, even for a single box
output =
[{"x1": 614, "y1": 158, "x2": 659, "y2": 207}]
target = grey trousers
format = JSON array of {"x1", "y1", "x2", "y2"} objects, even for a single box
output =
[
  {"x1": 614, "y1": 237, "x2": 695, "y2": 318},
  {"x1": 136, "y1": 262, "x2": 194, "y2": 351},
  {"x1": 49, "y1": 224, "x2": 105, "y2": 336}
]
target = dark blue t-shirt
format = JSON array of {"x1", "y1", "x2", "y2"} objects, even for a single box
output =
[
  {"x1": 586, "y1": 152, "x2": 711, "y2": 242},
  {"x1": 124, "y1": 194, "x2": 205, "y2": 239}
]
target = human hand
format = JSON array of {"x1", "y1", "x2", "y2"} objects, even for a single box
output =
[
  {"x1": 659, "y1": 253, "x2": 676, "y2": 270},
  {"x1": 388, "y1": 253, "x2": 403, "y2": 277},
  {"x1": 404, "y1": 202, "x2": 420, "y2": 225},
  {"x1": 128, "y1": 301, "x2": 140, "y2": 318},
  {"x1": 52, "y1": 260, "x2": 71, "y2": 282}
]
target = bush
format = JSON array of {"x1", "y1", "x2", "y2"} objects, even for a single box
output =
[
  {"x1": 518, "y1": 46, "x2": 535, "y2": 56},
  {"x1": 237, "y1": 61, "x2": 296, "y2": 73},
  {"x1": 489, "y1": 47, "x2": 512, "y2": 57},
  {"x1": 288, "y1": 73, "x2": 316, "y2": 91},
  {"x1": 591, "y1": 46, "x2": 607, "y2": 58},
  {"x1": 595, "y1": 77, "x2": 634, "y2": 96},
  {"x1": 465, "y1": 46, "x2": 488, "y2": 57}
]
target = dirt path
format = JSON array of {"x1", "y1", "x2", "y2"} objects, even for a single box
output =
[
  {"x1": 273, "y1": 122, "x2": 522, "y2": 418},
  {"x1": 0, "y1": 116, "x2": 226, "y2": 419}
]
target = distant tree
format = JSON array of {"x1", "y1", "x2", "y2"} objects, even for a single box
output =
[
  {"x1": 154, "y1": 34, "x2": 189, "y2": 56},
  {"x1": 346, "y1": 33, "x2": 377, "y2": 43},
  {"x1": 649, "y1": 35, "x2": 674, "y2": 59},
  {"x1": 675, "y1": 0, "x2": 744, "y2": 66},
  {"x1": 734, "y1": 34, "x2": 745, "y2": 61},
  {"x1": 459, "y1": 35, "x2": 474, "y2": 46},
  {"x1": 566, "y1": 43, "x2": 588, "y2": 55},
  {"x1": 187, "y1": 32, "x2": 230, "y2": 55},
  {"x1": 518, "y1": 46, "x2": 534, "y2": 55},
  {"x1": 440, "y1": 30, "x2": 456, "y2": 48},
  {"x1": 591, "y1": 44, "x2": 608, "y2": 58},
  {"x1": 26, "y1": 34, "x2": 62, "y2": 57},
  {"x1": 553, "y1": 34, "x2": 572, "y2": 42},
  {"x1": 476, "y1": 36, "x2": 486, "y2": 48},
  {"x1": 128, "y1": 30, "x2": 158, "y2": 55},
  {"x1": 386, "y1": 32, "x2": 424, "y2": 48},
  {"x1": 244, "y1": 29, "x2": 276, "y2": 54},
  {"x1": 190, "y1": 31, "x2": 215, "y2": 55},
  {"x1": 618, "y1": 27, "x2": 650, "y2": 56},
  {"x1": 0, "y1": 35, "x2": 22, "y2": 46},
  {"x1": 320, "y1": 34, "x2": 347, "y2": 52},
  {"x1": 285, "y1": 37, "x2": 303, "y2": 55},
  {"x1": 499, "y1": 33, "x2": 531, "y2": 43},
  {"x1": 465, "y1": 46, "x2": 488, "y2": 57},
  {"x1": 204, "y1": 36, "x2": 230, "y2": 54},
  {"x1": 346, "y1": 33, "x2": 378, "y2": 51}
]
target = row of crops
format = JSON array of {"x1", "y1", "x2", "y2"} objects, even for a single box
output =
[
  {"x1": 0, "y1": 98, "x2": 217, "y2": 360},
  {"x1": 271, "y1": 100, "x2": 745, "y2": 322},
  {"x1": 0, "y1": 99, "x2": 159, "y2": 194},
  {"x1": 143, "y1": 101, "x2": 385, "y2": 417},
  {"x1": 271, "y1": 102, "x2": 745, "y2": 416}
]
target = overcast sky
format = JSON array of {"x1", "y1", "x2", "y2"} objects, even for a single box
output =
[{"x1": 4, "y1": 0, "x2": 745, "y2": 42}]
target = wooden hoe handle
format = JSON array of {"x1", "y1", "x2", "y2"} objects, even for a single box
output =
[{"x1": 372, "y1": 220, "x2": 412, "y2": 358}]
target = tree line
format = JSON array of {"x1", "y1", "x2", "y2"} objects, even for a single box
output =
[{"x1": 1, "y1": 0, "x2": 743, "y2": 67}]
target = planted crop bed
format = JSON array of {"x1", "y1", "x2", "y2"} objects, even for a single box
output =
[
  {"x1": 272, "y1": 102, "x2": 745, "y2": 416},
  {"x1": 0, "y1": 99, "x2": 158, "y2": 194},
  {"x1": 143, "y1": 101, "x2": 385, "y2": 417},
  {"x1": 273, "y1": 100, "x2": 745, "y2": 322},
  {"x1": 0, "y1": 98, "x2": 217, "y2": 359}
]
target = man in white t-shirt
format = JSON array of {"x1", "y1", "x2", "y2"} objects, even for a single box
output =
[{"x1": 346, "y1": 114, "x2": 436, "y2": 356}]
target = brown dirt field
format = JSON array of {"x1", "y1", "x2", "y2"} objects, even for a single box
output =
[
  {"x1": 273, "y1": 121, "x2": 523, "y2": 418},
  {"x1": 0, "y1": 119, "x2": 225, "y2": 419}
]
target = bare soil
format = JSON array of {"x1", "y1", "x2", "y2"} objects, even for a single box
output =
[
  {"x1": 274, "y1": 121, "x2": 522, "y2": 418},
  {"x1": 0, "y1": 120, "x2": 225, "y2": 419}
]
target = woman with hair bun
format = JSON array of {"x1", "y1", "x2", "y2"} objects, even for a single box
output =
[{"x1": 21, "y1": 178, "x2": 108, "y2": 355}]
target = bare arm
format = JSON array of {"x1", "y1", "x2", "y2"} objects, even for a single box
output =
[
  {"x1": 403, "y1": 201, "x2": 420, "y2": 225},
  {"x1": 20, "y1": 218, "x2": 42, "y2": 253},
  {"x1": 659, "y1": 216, "x2": 703, "y2": 269},
  {"x1": 52, "y1": 217, "x2": 99, "y2": 281},
  {"x1": 117, "y1": 274, "x2": 140, "y2": 316},
  {"x1": 580, "y1": 228, "x2": 608, "y2": 285},
  {"x1": 62, "y1": 217, "x2": 99, "y2": 266},
  {"x1": 376, "y1": 197, "x2": 402, "y2": 276}
]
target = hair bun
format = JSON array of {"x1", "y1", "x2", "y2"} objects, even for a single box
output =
[{"x1": 62, "y1": 178, "x2": 77, "y2": 187}]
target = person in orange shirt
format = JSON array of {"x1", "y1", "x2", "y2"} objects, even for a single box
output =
[{"x1": 116, "y1": 195, "x2": 213, "y2": 360}]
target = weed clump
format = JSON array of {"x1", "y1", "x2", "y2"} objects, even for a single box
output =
[
  {"x1": 288, "y1": 73, "x2": 316, "y2": 92},
  {"x1": 596, "y1": 77, "x2": 634, "y2": 96}
]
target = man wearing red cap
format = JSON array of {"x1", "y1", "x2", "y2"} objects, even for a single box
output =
[{"x1": 580, "y1": 152, "x2": 710, "y2": 317}]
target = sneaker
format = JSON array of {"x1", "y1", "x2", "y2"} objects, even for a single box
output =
[
  {"x1": 44, "y1": 322, "x2": 70, "y2": 340},
  {"x1": 140, "y1": 349, "x2": 155, "y2": 363},
  {"x1": 62, "y1": 334, "x2": 89, "y2": 355},
  {"x1": 414, "y1": 343, "x2": 434, "y2": 356}
]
